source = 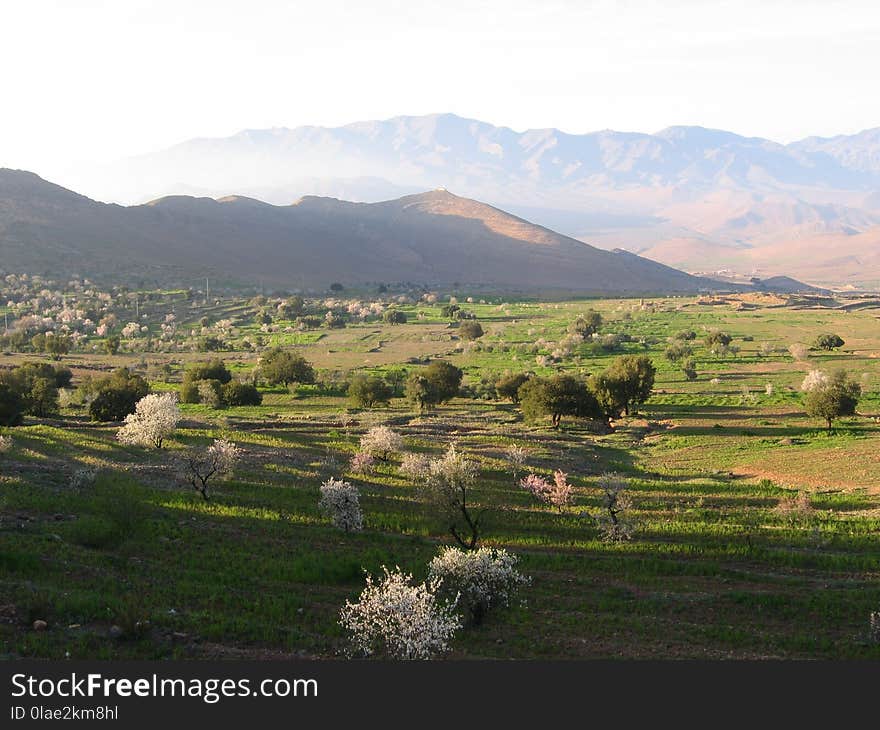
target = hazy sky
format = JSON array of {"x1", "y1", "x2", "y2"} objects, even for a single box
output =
[{"x1": 3, "y1": 0, "x2": 880, "y2": 180}]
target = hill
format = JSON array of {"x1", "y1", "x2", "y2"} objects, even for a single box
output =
[
  {"x1": 65, "y1": 113, "x2": 880, "y2": 287},
  {"x1": 0, "y1": 169, "x2": 729, "y2": 294}
]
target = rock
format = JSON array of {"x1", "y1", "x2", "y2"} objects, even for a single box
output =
[
  {"x1": 109, "y1": 625, "x2": 123, "y2": 639},
  {"x1": 33, "y1": 620, "x2": 48, "y2": 631}
]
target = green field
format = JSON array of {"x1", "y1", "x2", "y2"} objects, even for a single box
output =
[{"x1": 2, "y1": 293, "x2": 879, "y2": 659}]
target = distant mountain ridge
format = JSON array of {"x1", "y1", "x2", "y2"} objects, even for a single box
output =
[
  {"x1": 0, "y1": 168, "x2": 740, "y2": 294},
  {"x1": 65, "y1": 113, "x2": 880, "y2": 287}
]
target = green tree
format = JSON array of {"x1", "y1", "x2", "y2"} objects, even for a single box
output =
[
  {"x1": 88, "y1": 368, "x2": 150, "y2": 421},
  {"x1": 590, "y1": 355, "x2": 656, "y2": 419},
  {"x1": 495, "y1": 372, "x2": 531, "y2": 403},
  {"x1": 423, "y1": 361, "x2": 463, "y2": 404},
  {"x1": 519, "y1": 374, "x2": 601, "y2": 428},
  {"x1": 260, "y1": 349, "x2": 315, "y2": 387},
  {"x1": 104, "y1": 335, "x2": 121, "y2": 355},
  {"x1": 804, "y1": 370, "x2": 860, "y2": 430},
  {"x1": 384, "y1": 310, "x2": 407, "y2": 325},
  {"x1": 348, "y1": 374, "x2": 394, "y2": 409},
  {"x1": 569, "y1": 310, "x2": 603, "y2": 337}
]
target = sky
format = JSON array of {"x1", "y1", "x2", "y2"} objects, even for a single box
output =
[{"x1": 3, "y1": 0, "x2": 880, "y2": 181}]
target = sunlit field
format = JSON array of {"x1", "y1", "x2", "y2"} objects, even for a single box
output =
[{"x1": 2, "y1": 291, "x2": 879, "y2": 659}]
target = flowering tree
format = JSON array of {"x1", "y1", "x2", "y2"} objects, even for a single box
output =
[
  {"x1": 349, "y1": 451, "x2": 376, "y2": 475},
  {"x1": 319, "y1": 478, "x2": 364, "y2": 532},
  {"x1": 116, "y1": 393, "x2": 180, "y2": 449},
  {"x1": 428, "y1": 546, "x2": 530, "y2": 625},
  {"x1": 180, "y1": 438, "x2": 241, "y2": 500},
  {"x1": 0, "y1": 435, "x2": 12, "y2": 454},
  {"x1": 801, "y1": 369, "x2": 829, "y2": 392},
  {"x1": 398, "y1": 453, "x2": 432, "y2": 481},
  {"x1": 420, "y1": 444, "x2": 482, "y2": 550},
  {"x1": 359, "y1": 425, "x2": 403, "y2": 461},
  {"x1": 339, "y1": 566, "x2": 460, "y2": 659},
  {"x1": 519, "y1": 470, "x2": 573, "y2": 510},
  {"x1": 504, "y1": 444, "x2": 529, "y2": 485}
]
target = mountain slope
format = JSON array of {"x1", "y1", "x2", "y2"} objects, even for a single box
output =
[
  {"x1": 67, "y1": 113, "x2": 880, "y2": 286},
  {"x1": 0, "y1": 169, "x2": 723, "y2": 293}
]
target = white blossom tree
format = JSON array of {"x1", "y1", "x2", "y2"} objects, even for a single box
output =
[
  {"x1": 428, "y1": 546, "x2": 530, "y2": 625},
  {"x1": 319, "y1": 478, "x2": 364, "y2": 532},
  {"x1": 116, "y1": 393, "x2": 180, "y2": 449},
  {"x1": 339, "y1": 566, "x2": 460, "y2": 659},
  {"x1": 421, "y1": 444, "x2": 482, "y2": 550},
  {"x1": 180, "y1": 438, "x2": 241, "y2": 500},
  {"x1": 359, "y1": 425, "x2": 403, "y2": 461}
]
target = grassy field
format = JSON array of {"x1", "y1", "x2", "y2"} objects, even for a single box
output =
[{"x1": 2, "y1": 294, "x2": 880, "y2": 659}]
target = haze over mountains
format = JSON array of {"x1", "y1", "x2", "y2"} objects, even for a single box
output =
[
  {"x1": 0, "y1": 168, "x2": 727, "y2": 294},
  {"x1": 70, "y1": 113, "x2": 880, "y2": 288}
]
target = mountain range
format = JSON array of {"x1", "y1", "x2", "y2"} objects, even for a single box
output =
[
  {"x1": 67, "y1": 114, "x2": 880, "y2": 288},
  {"x1": 0, "y1": 168, "x2": 732, "y2": 294}
]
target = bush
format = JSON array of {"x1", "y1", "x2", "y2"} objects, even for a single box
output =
[
  {"x1": 458, "y1": 321, "x2": 484, "y2": 340},
  {"x1": 197, "y1": 379, "x2": 223, "y2": 408},
  {"x1": 260, "y1": 349, "x2": 315, "y2": 387},
  {"x1": 814, "y1": 333, "x2": 845, "y2": 351},
  {"x1": 339, "y1": 566, "x2": 461, "y2": 659},
  {"x1": 185, "y1": 359, "x2": 232, "y2": 385},
  {"x1": 428, "y1": 546, "x2": 530, "y2": 625},
  {"x1": 519, "y1": 469, "x2": 573, "y2": 510},
  {"x1": 222, "y1": 381, "x2": 262, "y2": 406},
  {"x1": 319, "y1": 478, "x2": 363, "y2": 532},
  {"x1": 88, "y1": 369, "x2": 150, "y2": 421},
  {"x1": 348, "y1": 374, "x2": 393, "y2": 409},
  {"x1": 495, "y1": 372, "x2": 531, "y2": 403}
]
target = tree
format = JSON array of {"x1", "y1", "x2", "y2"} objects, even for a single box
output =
[
  {"x1": 0, "y1": 364, "x2": 60, "y2": 419},
  {"x1": 116, "y1": 393, "x2": 180, "y2": 448},
  {"x1": 185, "y1": 359, "x2": 232, "y2": 385},
  {"x1": 705, "y1": 330, "x2": 733, "y2": 355},
  {"x1": 665, "y1": 342, "x2": 692, "y2": 363},
  {"x1": 495, "y1": 372, "x2": 531, "y2": 403},
  {"x1": 383, "y1": 310, "x2": 407, "y2": 325},
  {"x1": 518, "y1": 374, "x2": 601, "y2": 428},
  {"x1": 569, "y1": 310, "x2": 602, "y2": 337},
  {"x1": 804, "y1": 370, "x2": 861, "y2": 431},
  {"x1": 814, "y1": 333, "x2": 845, "y2": 351},
  {"x1": 260, "y1": 348, "x2": 315, "y2": 387},
  {"x1": 423, "y1": 361, "x2": 462, "y2": 404},
  {"x1": 329, "y1": 282, "x2": 344, "y2": 292},
  {"x1": 440, "y1": 304, "x2": 460, "y2": 319},
  {"x1": 590, "y1": 355, "x2": 656, "y2": 419},
  {"x1": 0, "y1": 382, "x2": 24, "y2": 426},
  {"x1": 319, "y1": 478, "x2": 364, "y2": 532},
  {"x1": 179, "y1": 438, "x2": 241, "y2": 499},
  {"x1": 348, "y1": 374, "x2": 393, "y2": 409},
  {"x1": 103, "y1": 335, "x2": 121, "y2": 356},
  {"x1": 339, "y1": 567, "x2": 460, "y2": 659},
  {"x1": 420, "y1": 444, "x2": 482, "y2": 550},
  {"x1": 405, "y1": 374, "x2": 435, "y2": 413},
  {"x1": 458, "y1": 321, "x2": 484, "y2": 340},
  {"x1": 359, "y1": 425, "x2": 403, "y2": 461}
]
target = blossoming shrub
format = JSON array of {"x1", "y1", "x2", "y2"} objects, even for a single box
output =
[
  {"x1": 318, "y1": 478, "x2": 363, "y2": 532},
  {"x1": 359, "y1": 425, "x2": 403, "y2": 461},
  {"x1": 429, "y1": 546, "x2": 530, "y2": 625},
  {"x1": 339, "y1": 567, "x2": 460, "y2": 659}
]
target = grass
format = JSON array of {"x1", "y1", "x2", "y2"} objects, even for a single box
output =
[{"x1": 1, "y1": 294, "x2": 879, "y2": 659}]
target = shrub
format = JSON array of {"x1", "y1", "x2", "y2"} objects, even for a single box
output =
[
  {"x1": 88, "y1": 368, "x2": 150, "y2": 421},
  {"x1": 681, "y1": 359, "x2": 698, "y2": 381},
  {"x1": 339, "y1": 566, "x2": 460, "y2": 659},
  {"x1": 68, "y1": 467, "x2": 97, "y2": 491},
  {"x1": 185, "y1": 359, "x2": 232, "y2": 385},
  {"x1": 197, "y1": 379, "x2": 223, "y2": 409},
  {"x1": 569, "y1": 311, "x2": 602, "y2": 337},
  {"x1": 348, "y1": 374, "x2": 393, "y2": 409},
  {"x1": 458, "y1": 321, "x2": 484, "y2": 340},
  {"x1": 222, "y1": 381, "x2": 262, "y2": 406},
  {"x1": 359, "y1": 425, "x2": 403, "y2": 461},
  {"x1": 428, "y1": 546, "x2": 530, "y2": 625},
  {"x1": 319, "y1": 478, "x2": 363, "y2": 532},
  {"x1": 814, "y1": 333, "x2": 844, "y2": 351},
  {"x1": 383, "y1": 310, "x2": 407, "y2": 325},
  {"x1": 0, "y1": 434, "x2": 12, "y2": 454},
  {"x1": 116, "y1": 393, "x2": 180, "y2": 448}
]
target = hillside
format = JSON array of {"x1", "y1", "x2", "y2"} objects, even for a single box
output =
[
  {"x1": 64, "y1": 113, "x2": 880, "y2": 287},
  {"x1": 0, "y1": 169, "x2": 726, "y2": 293}
]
